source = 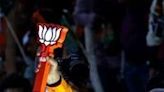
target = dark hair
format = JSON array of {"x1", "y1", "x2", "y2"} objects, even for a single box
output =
[{"x1": 0, "y1": 73, "x2": 32, "y2": 92}]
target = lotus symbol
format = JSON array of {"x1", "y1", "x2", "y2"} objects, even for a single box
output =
[{"x1": 38, "y1": 25, "x2": 62, "y2": 46}]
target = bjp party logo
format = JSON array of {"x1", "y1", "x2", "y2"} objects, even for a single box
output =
[{"x1": 37, "y1": 23, "x2": 68, "y2": 56}]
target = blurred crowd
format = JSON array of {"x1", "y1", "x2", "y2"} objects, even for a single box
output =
[{"x1": 0, "y1": 0, "x2": 164, "y2": 92}]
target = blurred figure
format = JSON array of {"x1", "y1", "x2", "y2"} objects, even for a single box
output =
[
  {"x1": 74, "y1": 0, "x2": 125, "y2": 92},
  {"x1": 1, "y1": 0, "x2": 36, "y2": 76},
  {"x1": 146, "y1": 0, "x2": 164, "y2": 91},
  {"x1": 74, "y1": 0, "x2": 102, "y2": 92},
  {"x1": 120, "y1": 0, "x2": 151, "y2": 92}
]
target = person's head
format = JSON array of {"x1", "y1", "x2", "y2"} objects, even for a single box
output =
[{"x1": 0, "y1": 74, "x2": 32, "y2": 92}]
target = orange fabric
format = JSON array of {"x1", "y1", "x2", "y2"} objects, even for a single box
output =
[{"x1": 47, "y1": 79, "x2": 73, "y2": 92}]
